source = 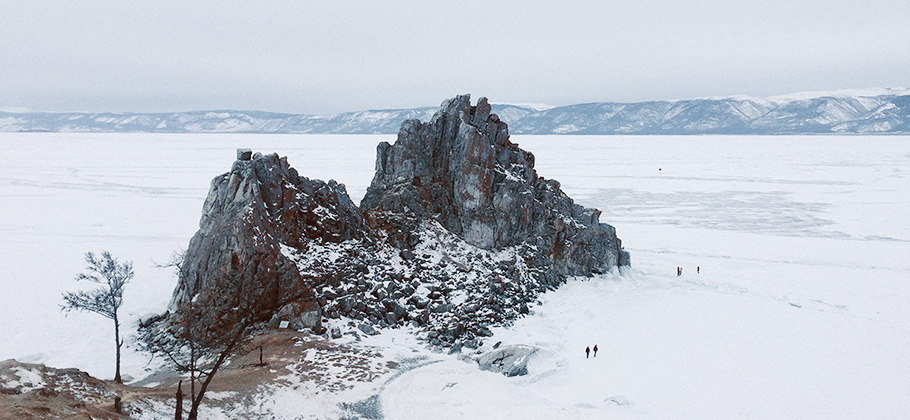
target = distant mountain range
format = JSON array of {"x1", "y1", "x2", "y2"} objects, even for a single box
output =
[{"x1": 3, "y1": 88, "x2": 909, "y2": 135}]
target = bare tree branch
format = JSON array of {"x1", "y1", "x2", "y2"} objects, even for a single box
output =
[
  {"x1": 142, "y1": 247, "x2": 314, "y2": 420},
  {"x1": 154, "y1": 249, "x2": 186, "y2": 271}
]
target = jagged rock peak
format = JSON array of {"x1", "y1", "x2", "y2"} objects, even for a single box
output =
[
  {"x1": 168, "y1": 151, "x2": 365, "y2": 310},
  {"x1": 152, "y1": 95, "x2": 630, "y2": 353},
  {"x1": 362, "y1": 94, "x2": 629, "y2": 274}
]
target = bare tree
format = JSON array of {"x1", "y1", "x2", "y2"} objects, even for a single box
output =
[
  {"x1": 62, "y1": 251, "x2": 133, "y2": 384},
  {"x1": 155, "y1": 249, "x2": 186, "y2": 272},
  {"x1": 143, "y1": 254, "x2": 311, "y2": 420}
]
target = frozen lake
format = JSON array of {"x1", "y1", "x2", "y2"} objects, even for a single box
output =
[{"x1": 1, "y1": 133, "x2": 909, "y2": 419}]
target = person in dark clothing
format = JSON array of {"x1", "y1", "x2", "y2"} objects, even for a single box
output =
[
  {"x1": 585, "y1": 346, "x2": 590, "y2": 358},
  {"x1": 593, "y1": 344, "x2": 598, "y2": 357}
]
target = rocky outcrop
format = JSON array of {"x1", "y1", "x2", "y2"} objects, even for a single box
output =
[
  {"x1": 154, "y1": 95, "x2": 628, "y2": 350},
  {"x1": 362, "y1": 94, "x2": 629, "y2": 274},
  {"x1": 167, "y1": 150, "x2": 366, "y2": 313},
  {"x1": 0, "y1": 359, "x2": 121, "y2": 419}
]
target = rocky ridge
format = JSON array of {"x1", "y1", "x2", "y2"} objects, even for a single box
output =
[
  {"x1": 363, "y1": 95, "x2": 628, "y2": 274},
  {"x1": 5, "y1": 88, "x2": 910, "y2": 134},
  {"x1": 0, "y1": 359, "x2": 121, "y2": 419},
  {"x1": 166, "y1": 149, "x2": 367, "y2": 312},
  {"x1": 150, "y1": 95, "x2": 629, "y2": 351}
]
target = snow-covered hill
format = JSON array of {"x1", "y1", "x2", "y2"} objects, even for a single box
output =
[
  {"x1": 0, "y1": 108, "x2": 440, "y2": 134},
  {"x1": 513, "y1": 88, "x2": 910, "y2": 135},
  {"x1": 4, "y1": 89, "x2": 909, "y2": 134},
  {"x1": 0, "y1": 104, "x2": 540, "y2": 135}
]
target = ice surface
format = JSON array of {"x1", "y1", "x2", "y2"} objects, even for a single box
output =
[{"x1": 1, "y1": 133, "x2": 909, "y2": 419}]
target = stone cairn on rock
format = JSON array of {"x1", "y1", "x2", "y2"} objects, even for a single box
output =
[{"x1": 146, "y1": 95, "x2": 629, "y2": 351}]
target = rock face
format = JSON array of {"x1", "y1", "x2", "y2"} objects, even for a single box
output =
[
  {"x1": 168, "y1": 152, "x2": 366, "y2": 312},
  {"x1": 157, "y1": 95, "x2": 628, "y2": 349},
  {"x1": 362, "y1": 94, "x2": 629, "y2": 273}
]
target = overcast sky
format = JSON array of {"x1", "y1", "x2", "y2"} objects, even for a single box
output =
[{"x1": 2, "y1": 0, "x2": 909, "y2": 114}]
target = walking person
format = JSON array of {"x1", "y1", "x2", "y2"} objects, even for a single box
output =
[
  {"x1": 585, "y1": 346, "x2": 590, "y2": 358},
  {"x1": 593, "y1": 344, "x2": 598, "y2": 357}
]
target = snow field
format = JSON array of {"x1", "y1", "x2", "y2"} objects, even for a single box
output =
[
  {"x1": 379, "y1": 135, "x2": 910, "y2": 419},
  {"x1": 1, "y1": 133, "x2": 908, "y2": 419}
]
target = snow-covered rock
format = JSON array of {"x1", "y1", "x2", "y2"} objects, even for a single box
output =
[
  {"x1": 476, "y1": 344, "x2": 539, "y2": 377},
  {"x1": 363, "y1": 95, "x2": 629, "y2": 273},
  {"x1": 166, "y1": 152, "x2": 367, "y2": 311},
  {"x1": 147, "y1": 95, "x2": 628, "y2": 350}
]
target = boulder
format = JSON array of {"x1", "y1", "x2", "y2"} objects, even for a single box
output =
[
  {"x1": 358, "y1": 322, "x2": 378, "y2": 336},
  {"x1": 138, "y1": 312, "x2": 167, "y2": 328},
  {"x1": 268, "y1": 301, "x2": 322, "y2": 332},
  {"x1": 330, "y1": 327, "x2": 343, "y2": 339},
  {"x1": 476, "y1": 344, "x2": 538, "y2": 377}
]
